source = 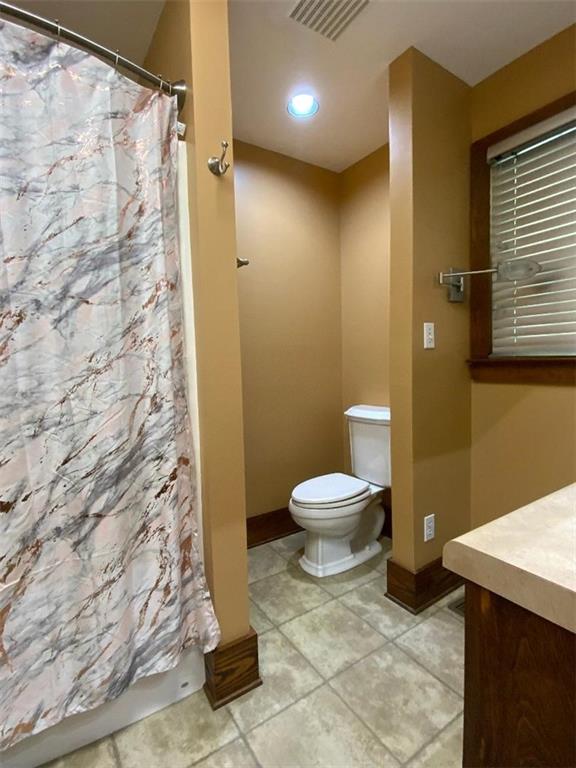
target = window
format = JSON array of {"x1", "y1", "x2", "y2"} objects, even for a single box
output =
[
  {"x1": 488, "y1": 110, "x2": 576, "y2": 356},
  {"x1": 469, "y1": 94, "x2": 576, "y2": 384}
]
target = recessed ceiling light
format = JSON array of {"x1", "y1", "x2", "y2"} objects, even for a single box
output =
[{"x1": 287, "y1": 93, "x2": 319, "y2": 118}]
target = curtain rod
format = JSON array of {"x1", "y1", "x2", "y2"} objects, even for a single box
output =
[{"x1": 0, "y1": 1, "x2": 186, "y2": 111}]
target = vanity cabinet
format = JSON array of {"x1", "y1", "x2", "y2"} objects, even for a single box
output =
[
  {"x1": 463, "y1": 581, "x2": 575, "y2": 767},
  {"x1": 444, "y1": 483, "x2": 576, "y2": 768}
]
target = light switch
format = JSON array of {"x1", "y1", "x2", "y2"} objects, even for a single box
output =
[{"x1": 423, "y1": 322, "x2": 435, "y2": 349}]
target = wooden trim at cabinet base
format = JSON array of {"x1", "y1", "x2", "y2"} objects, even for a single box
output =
[
  {"x1": 203, "y1": 627, "x2": 262, "y2": 710},
  {"x1": 386, "y1": 557, "x2": 463, "y2": 614},
  {"x1": 246, "y1": 507, "x2": 303, "y2": 549}
]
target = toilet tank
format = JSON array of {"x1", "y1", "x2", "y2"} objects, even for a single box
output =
[{"x1": 344, "y1": 405, "x2": 391, "y2": 488}]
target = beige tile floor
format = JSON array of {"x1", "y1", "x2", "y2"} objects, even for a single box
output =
[{"x1": 44, "y1": 534, "x2": 465, "y2": 768}]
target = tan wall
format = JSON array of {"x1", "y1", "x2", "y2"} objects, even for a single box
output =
[
  {"x1": 469, "y1": 26, "x2": 576, "y2": 528},
  {"x1": 145, "y1": 0, "x2": 250, "y2": 643},
  {"x1": 389, "y1": 48, "x2": 471, "y2": 571},
  {"x1": 340, "y1": 146, "x2": 390, "y2": 467},
  {"x1": 234, "y1": 142, "x2": 344, "y2": 518},
  {"x1": 471, "y1": 26, "x2": 576, "y2": 143},
  {"x1": 470, "y1": 384, "x2": 576, "y2": 527}
]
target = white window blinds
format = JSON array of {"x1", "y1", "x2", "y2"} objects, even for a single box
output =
[{"x1": 489, "y1": 116, "x2": 576, "y2": 356}]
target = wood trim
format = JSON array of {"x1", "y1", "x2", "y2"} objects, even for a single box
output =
[
  {"x1": 463, "y1": 582, "x2": 576, "y2": 767},
  {"x1": 470, "y1": 133, "x2": 492, "y2": 360},
  {"x1": 246, "y1": 507, "x2": 303, "y2": 549},
  {"x1": 204, "y1": 627, "x2": 262, "y2": 710},
  {"x1": 469, "y1": 357, "x2": 576, "y2": 385},
  {"x1": 386, "y1": 557, "x2": 463, "y2": 614},
  {"x1": 469, "y1": 92, "x2": 576, "y2": 384}
]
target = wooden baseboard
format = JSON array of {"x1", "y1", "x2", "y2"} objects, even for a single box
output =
[
  {"x1": 247, "y1": 507, "x2": 303, "y2": 549},
  {"x1": 204, "y1": 627, "x2": 262, "y2": 710},
  {"x1": 386, "y1": 556, "x2": 463, "y2": 613},
  {"x1": 248, "y1": 489, "x2": 392, "y2": 549}
]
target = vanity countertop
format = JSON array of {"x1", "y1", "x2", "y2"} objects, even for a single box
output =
[{"x1": 443, "y1": 483, "x2": 576, "y2": 633}]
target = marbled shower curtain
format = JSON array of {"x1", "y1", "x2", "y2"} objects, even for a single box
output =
[{"x1": 0, "y1": 20, "x2": 220, "y2": 750}]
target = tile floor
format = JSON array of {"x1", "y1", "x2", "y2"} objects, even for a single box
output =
[{"x1": 45, "y1": 534, "x2": 465, "y2": 768}]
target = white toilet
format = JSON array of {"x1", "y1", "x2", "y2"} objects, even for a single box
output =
[{"x1": 289, "y1": 405, "x2": 391, "y2": 577}]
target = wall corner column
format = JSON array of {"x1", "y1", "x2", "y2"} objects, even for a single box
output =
[
  {"x1": 387, "y1": 47, "x2": 472, "y2": 611},
  {"x1": 145, "y1": 0, "x2": 257, "y2": 705}
]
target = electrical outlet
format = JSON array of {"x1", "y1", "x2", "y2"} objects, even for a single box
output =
[
  {"x1": 424, "y1": 514, "x2": 435, "y2": 542},
  {"x1": 423, "y1": 322, "x2": 435, "y2": 349}
]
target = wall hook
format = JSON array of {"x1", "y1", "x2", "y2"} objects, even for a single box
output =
[{"x1": 208, "y1": 141, "x2": 230, "y2": 176}]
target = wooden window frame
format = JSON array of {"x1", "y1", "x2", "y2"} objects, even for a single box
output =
[{"x1": 469, "y1": 92, "x2": 576, "y2": 385}]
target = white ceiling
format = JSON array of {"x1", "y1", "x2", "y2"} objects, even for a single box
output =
[
  {"x1": 9, "y1": 0, "x2": 165, "y2": 66},
  {"x1": 6, "y1": 1, "x2": 575, "y2": 173},
  {"x1": 228, "y1": 0, "x2": 576, "y2": 171}
]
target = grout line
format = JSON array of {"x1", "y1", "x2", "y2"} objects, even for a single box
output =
[
  {"x1": 323, "y1": 636, "x2": 390, "y2": 683},
  {"x1": 225, "y1": 625, "x2": 328, "y2": 736},
  {"x1": 324, "y1": 649, "x2": 463, "y2": 767},
  {"x1": 249, "y1": 540, "x2": 390, "y2": 597},
  {"x1": 390, "y1": 636, "x2": 465, "y2": 699},
  {"x1": 240, "y1": 733, "x2": 264, "y2": 768},
  {"x1": 231, "y1": 678, "x2": 327, "y2": 737},
  {"x1": 268, "y1": 536, "x2": 305, "y2": 562},
  {"x1": 316, "y1": 677, "x2": 401, "y2": 767},
  {"x1": 184, "y1": 729, "x2": 239, "y2": 768},
  {"x1": 61, "y1": 554, "x2": 460, "y2": 768},
  {"x1": 333, "y1": 590, "x2": 429, "y2": 645},
  {"x1": 276, "y1": 611, "x2": 390, "y2": 684},
  {"x1": 251, "y1": 583, "x2": 338, "y2": 628},
  {"x1": 249, "y1": 597, "x2": 277, "y2": 630},
  {"x1": 248, "y1": 564, "x2": 290, "y2": 587},
  {"x1": 112, "y1": 550, "x2": 459, "y2": 768},
  {"x1": 109, "y1": 734, "x2": 123, "y2": 768},
  {"x1": 247, "y1": 595, "x2": 399, "y2": 736},
  {"x1": 401, "y1": 709, "x2": 463, "y2": 767},
  {"x1": 374, "y1": 590, "x2": 466, "y2": 647},
  {"x1": 250, "y1": 560, "x2": 393, "y2": 630},
  {"x1": 251, "y1": 559, "x2": 398, "y2": 645}
]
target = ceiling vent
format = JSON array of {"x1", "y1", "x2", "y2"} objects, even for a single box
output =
[{"x1": 289, "y1": 0, "x2": 370, "y2": 41}]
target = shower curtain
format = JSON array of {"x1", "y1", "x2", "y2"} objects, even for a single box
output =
[{"x1": 0, "y1": 20, "x2": 220, "y2": 750}]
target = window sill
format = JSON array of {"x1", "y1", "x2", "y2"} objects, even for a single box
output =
[{"x1": 468, "y1": 357, "x2": 576, "y2": 386}]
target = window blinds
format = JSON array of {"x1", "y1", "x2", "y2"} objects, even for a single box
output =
[{"x1": 489, "y1": 119, "x2": 576, "y2": 356}]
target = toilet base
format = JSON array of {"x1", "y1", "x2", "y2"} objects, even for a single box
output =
[{"x1": 299, "y1": 538, "x2": 382, "y2": 578}]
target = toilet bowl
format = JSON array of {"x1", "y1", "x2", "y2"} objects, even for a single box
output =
[
  {"x1": 289, "y1": 405, "x2": 391, "y2": 578},
  {"x1": 289, "y1": 473, "x2": 384, "y2": 577}
]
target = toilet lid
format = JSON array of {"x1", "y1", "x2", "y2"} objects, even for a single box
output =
[{"x1": 292, "y1": 473, "x2": 370, "y2": 505}]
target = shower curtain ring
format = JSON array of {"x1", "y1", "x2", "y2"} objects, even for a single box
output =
[
  {"x1": 56, "y1": 19, "x2": 61, "y2": 44},
  {"x1": 115, "y1": 50, "x2": 119, "y2": 70}
]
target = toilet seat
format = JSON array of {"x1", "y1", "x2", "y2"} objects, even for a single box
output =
[
  {"x1": 291, "y1": 488, "x2": 371, "y2": 510},
  {"x1": 291, "y1": 472, "x2": 369, "y2": 506}
]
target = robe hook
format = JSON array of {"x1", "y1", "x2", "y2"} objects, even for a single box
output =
[{"x1": 208, "y1": 141, "x2": 230, "y2": 177}]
